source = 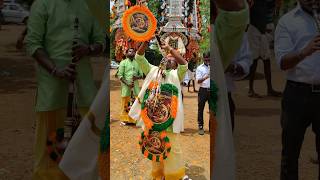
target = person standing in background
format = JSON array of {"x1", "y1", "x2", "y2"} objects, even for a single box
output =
[
  {"x1": 187, "y1": 53, "x2": 198, "y2": 92},
  {"x1": 118, "y1": 48, "x2": 143, "y2": 125},
  {"x1": 247, "y1": 0, "x2": 282, "y2": 98},
  {"x1": 275, "y1": 1, "x2": 320, "y2": 179},
  {"x1": 196, "y1": 52, "x2": 210, "y2": 135}
]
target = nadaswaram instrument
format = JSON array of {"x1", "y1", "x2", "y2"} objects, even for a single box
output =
[{"x1": 46, "y1": 17, "x2": 82, "y2": 163}]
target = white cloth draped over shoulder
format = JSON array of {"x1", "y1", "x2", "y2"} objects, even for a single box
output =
[
  {"x1": 129, "y1": 66, "x2": 184, "y2": 133},
  {"x1": 211, "y1": 24, "x2": 236, "y2": 180},
  {"x1": 59, "y1": 68, "x2": 109, "y2": 180}
]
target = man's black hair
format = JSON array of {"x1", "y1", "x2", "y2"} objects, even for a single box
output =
[
  {"x1": 126, "y1": 47, "x2": 135, "y2": 53},
  {"x1": 203, "y1": 52, "x2": 210, "y2": 58}
]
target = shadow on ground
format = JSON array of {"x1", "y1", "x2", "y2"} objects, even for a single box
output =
[
  {"x1": 241, "y1": 72, "x2": 265, "y2": 81},
  {"x1": 236, "y1": 108, "x2": 281, "y2": 117},
  {"x1": 181, "y1": 128, "x2": 209, "y2": 136},
  {"x1": 186, "y1": 165, "x2": 207, "y2": 180}
]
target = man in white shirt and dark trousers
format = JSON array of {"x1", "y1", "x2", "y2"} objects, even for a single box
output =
[
  {"x1": 196, "y1": 52, "x2": 210, "y2": 135},
  {"x1": 275, "y1": 1, "x2": 320, "y2": 179}
]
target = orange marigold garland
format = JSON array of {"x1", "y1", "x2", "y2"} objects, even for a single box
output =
[
  {"x1": 139, "y1": 82, "x2": 179, "y2": 162},
  {"x1": 46, "y1": 128, "x2": 65, "y2": 163},
  {"x1": 122, "y1": 5, "x2": 157, "y2": 42},
  {"x1": 139, "y1": 130, "x2": 171, "y2": 162},
  {"x1": 140, "y1": 82, "x2": 179, "y2": 132}
]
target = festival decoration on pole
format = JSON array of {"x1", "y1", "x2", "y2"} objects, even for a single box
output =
[
  {"x1": 122, "y1": 5, "x2": 157, "y2": 42},
  {"x1": 141, "y1": 83, "x2": 178, "y2": 131}
]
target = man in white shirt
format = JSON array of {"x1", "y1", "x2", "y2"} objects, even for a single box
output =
[
  {"x1": 225, "y1": 32, "x2": 252, "y2": 131},
  {"x1": 196, "y1": 52, "x2": 210, "y2": 135},
  {"x1": 275, "y1": 1, "x2": 320, "y2": 179}
]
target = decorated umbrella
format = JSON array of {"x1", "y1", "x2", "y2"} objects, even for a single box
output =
[{"x1": 122, "y1": 4, "x2": 157, "y2": 42}]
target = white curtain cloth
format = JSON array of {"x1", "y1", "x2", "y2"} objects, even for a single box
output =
[
  {"x1": 59, "y1": 67, "x2": 109, "y2": 180},
  {"x1": 211, "y1": 24, "x2": 236, "y2": 180}
]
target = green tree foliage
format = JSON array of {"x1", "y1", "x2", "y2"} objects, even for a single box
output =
[
  {"x1": 147, "y1": 1, "x2": 161, "y2": 20},
  {"x1": 199, "y1": 0, "x2": 210, "y2": 55}
]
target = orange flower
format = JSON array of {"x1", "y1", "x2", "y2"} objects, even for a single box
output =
[
  {"x1": 148, "y1": 81, "x2": 158, "y2": 89},
  {"x1": 122, "y1": 5, "x2": 157, "y2": 42},
  {"x1": 170, "y1": 96, "x2": 178, "y2": 118},
  {"x1": 160, "y1": 131, "x2": 166, "y2": 139},
  {"x1": 141, "y1": 108, "x2": 153, "y2": 129},
  {"x1": 144, "y1": 150, "x2": 148, "y2": 158},
  {"x1": 159, "y1": 154, "x2": 164, "y2": 162}
]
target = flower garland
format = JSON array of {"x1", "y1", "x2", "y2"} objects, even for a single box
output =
[
  {"x1": 46, "y1": 128, "x2": 65, "y2": 163},
  {"x1": 139, "y1": 130, "x2": 171, "y2": 162},
  {"x1": 139, "y1": 81, "x2": 179, "y2": 162},
  {"x1": 140, "y1": 82, "x2": 179, "y2": 131},
  {"x1": 122, "y1": 5, "x2": 157, "y2": 42}
]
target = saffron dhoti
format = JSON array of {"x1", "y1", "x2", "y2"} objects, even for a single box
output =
[
  {"x1": 151, "y1": 133, "x2": 185, "y2": 180},
  {"x1": 33, "y1": 108, "x2": 88, "y2": 180},
  {"x1": 120, "y1": 96, "x2": 136, "y2": 124}
]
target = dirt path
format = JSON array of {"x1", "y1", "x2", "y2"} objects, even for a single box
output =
[{"x1": 233, "y1": 60, "x2": 318, "y2": 180}]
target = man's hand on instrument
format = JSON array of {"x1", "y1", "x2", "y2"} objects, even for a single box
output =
[
  {"x1": 129, "y1": 81, "x2": 134, "y2": 88},
  {"x1": 132, "y1": 76, "x2": 141, "y2": 81},
  {"x1": 72, "y1": 44, "x2": 90, "y2": 62},
  {"x1": 53, "y1": 63, "x2": 76, "y2": 80}
]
